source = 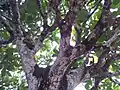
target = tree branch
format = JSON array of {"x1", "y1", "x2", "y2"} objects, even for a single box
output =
[
  {"x1": 92, "y1": 71, "x2": 120, "y2": 79},
  {"x1": 66, "y1": 52, "x2": 120, "y2": 90},
  {"x1": 34, "y1": 0, "x2": 61, "y2": 53},
  {"x1": 95, "y1": 48, "x2": 110, "y2": 70},
  {"x1": 36, "y1": 0, "x2": 48, "y2": 27},
  {"x1": 9, "y1": 0, "x2": 40, "y2": 89},
  {"x1": 110, "y1": 77, "x2": 120, "y2": 86},
  {"x1": 83, "y1": 0, "x2": 102, "y2": 25},
  {"x1": 71, "y1": 0, "x2": 112, "y2": 62},
  {"x1": 45, "y1": 0, "x2": 87, "y2": 90},
  {"x1": 9, "y1": 0, "x2": 24, "y2": 35},
  {"x1": 66, "y1": 65, "x2": 90, "y2": 90},
  {"x1": 65, "y1": 1, "x2": 114, "y2": 89},
  {"x1": 104, "y1": 26, "x2": 120, "y2": 47},
  {"x1": 113, "y1": 17, "x2": 120, "y2": 29},
  {"x1": 82, "y1": 0, "x2": 112, "y2": 51},
  {"x1": 0, "y1": 15, "x2": 14, "y2": 47}
]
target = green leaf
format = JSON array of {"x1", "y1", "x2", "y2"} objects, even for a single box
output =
[
  {"x1": 0, "y1": 87, "x2": 5, "y2": 90},
  {"x1": 85, "y1": 80, "x2": 92, "y2": 89},
  {"x1": 77, "y1": 9, "x2": 88, "y2": 23},
  {"x1": 113, "y1": 0, "x2": 120, "y2": 6},
  {"x1": 26, "y1": 0, "x2": 38, "y2": 14}
]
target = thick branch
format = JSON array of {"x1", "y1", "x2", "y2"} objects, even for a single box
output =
[
  {"x1": 10, "y1": 0, "x2": 39, "y2": 89},
  {"x1": 66, "y1": 53, "x2": 120, "y2": 90},
  {"x1": 66, "y1": 66, "x2": 90, "y2": 90},
  {"x1": 65, "y1": 1, "x2": 113, "y2": 89},
  {"x1": 46, "y1": 0, "x2": 87, "y2": 90},
  {"x1": 69, "y1": 0, "x2": 112, "y2": 62},
  {"x1": 9, "y1": 0, "x2": 25, "y2": 39},
  {"x1": 82, "y1": 0, "x2": 112, "y2": 51}
]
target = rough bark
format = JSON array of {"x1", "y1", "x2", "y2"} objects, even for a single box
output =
[
  {"x1": 12, "y1": 0, "x2": 113, "y2": 90},
  {"x1": 1, "y1": 0, "x2": 120, "y2": 90}
]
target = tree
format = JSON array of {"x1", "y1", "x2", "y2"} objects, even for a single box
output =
[{"x1": 0, "y1": 0, "x2": 120, "y2": 90}]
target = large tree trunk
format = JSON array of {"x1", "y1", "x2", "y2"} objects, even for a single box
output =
[
  {"x1": 16, "y1": 0, "x2": 112, "y2": 89},
  {"x1": 16, "y1": 40, "x2": 87, "y2": 90},
  {"x1": 14, "y1": 0, "x2": 87, "y2": 90},
  {"x1": 16, "y1": 37, "x2": 87, "y2": 90}
]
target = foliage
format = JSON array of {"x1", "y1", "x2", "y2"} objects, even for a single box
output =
[{"x1": 0, "y1": 0, "x2": 120, "y2": 90}]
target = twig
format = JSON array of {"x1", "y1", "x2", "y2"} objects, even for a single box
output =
[
  {"x1": 0, "y1": 11, "x2": 13, "y2": 23},
  {"x1": 110, "y1": 77, "x2": 120, "y2": 86},
  {"x1": 34, "y1": 0, "x2": 61, "y2": 53},
  {"x1": 109, "y1": 71, "x2": 120, "y2": 77},
  {"x1": 83, "y1": 0, "x2": 102, "y2": 25},
  {"x1": 104, "y1": 26, "x2": 120, "y2": 47},
  {"x1": 74, "y1": 26, "x2": 81, "y2": 45},
  {"x1": 0, "y1": 15, "x2": 14, "y2": 47},
  {"x1": 91, "y1": 78, "x2": 101, "y2": 90},
  {"x1": 34, "y1": 19, "x2": 58, "y2": 53},
  {"x1": 9, "y1": 0, "x2": 23, "y2": 35},
  {"x1": 36, "y1": 0, "x2": 48, "y2": 26}
]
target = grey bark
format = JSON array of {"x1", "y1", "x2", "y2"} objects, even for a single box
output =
[{"x1": 2, "y1": 0, "x2": 120, "y2": 90}]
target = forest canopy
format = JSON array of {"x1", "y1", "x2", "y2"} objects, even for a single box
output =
[{"x1": 0, "y1": 0, "x2": 120, "y2": 90}]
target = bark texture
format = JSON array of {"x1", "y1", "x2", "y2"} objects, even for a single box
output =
[{"x1": 1, "y1": 0, "x2": 120, "y2": 90}]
